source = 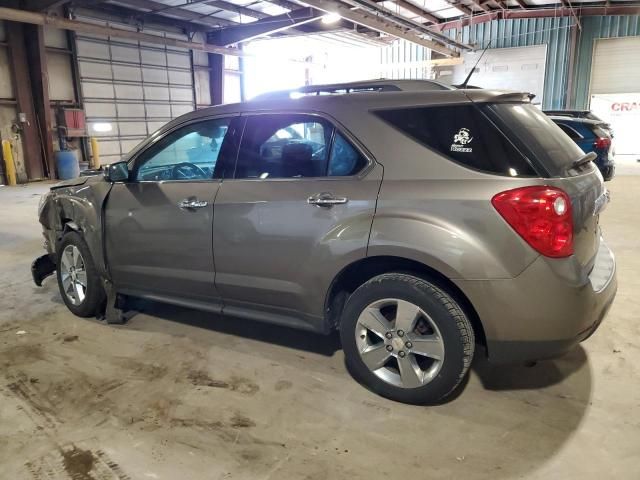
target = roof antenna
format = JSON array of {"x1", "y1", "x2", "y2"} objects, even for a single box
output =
[{"x1": 458, "y1": 39, "x2": 493, "y2": 89}]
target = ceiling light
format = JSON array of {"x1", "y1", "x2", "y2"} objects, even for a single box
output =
[{"x1": 321, "y1": 13, "x2": 341, "y2": 24}]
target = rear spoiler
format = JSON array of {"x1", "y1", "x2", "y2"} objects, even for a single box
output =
[{"x1": 462, "y1": 90, "x2": 534, "y2": 104}]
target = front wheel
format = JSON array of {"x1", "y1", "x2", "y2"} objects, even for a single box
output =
[
  {"x1": 340, "y1": 273, "x2": 475, "y2": 404},
  {"x1": 56, "y1": 231, "x2": 105, "y2": 317}
]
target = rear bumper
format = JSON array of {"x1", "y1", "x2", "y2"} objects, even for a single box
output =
[{"x1": 456, "y1": 240, "x2": 617, "y2": 364}]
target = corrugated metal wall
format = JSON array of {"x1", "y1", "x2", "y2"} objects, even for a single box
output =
[
  {"x1": 573, "y1": 15, "x2": 640, "y2": 109},
  {"x1": 380, "y1": 39, "x2": 431, "y2": 79},
  {"x1": 446, "y1": 17, "x2": 573, "y2": 109}
]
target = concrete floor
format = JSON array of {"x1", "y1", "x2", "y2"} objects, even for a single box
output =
[{"x1": 1, "y1": 172, "x2": 639, "y2": 480}]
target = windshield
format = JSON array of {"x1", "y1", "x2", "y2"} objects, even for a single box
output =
[{"x1": 484, "y1": 103, "x2": 587, "y2": 177}]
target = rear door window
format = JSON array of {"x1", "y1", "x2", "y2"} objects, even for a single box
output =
[
  {"x1": 236, "y1": 115, "x2": 331, "y2": 179},
  {"x1": 375, "y1": 105, "x2": 537, "y2": 177},
  {"x1": 235, "y1": 114, "x2": 368, "y2": 179}
]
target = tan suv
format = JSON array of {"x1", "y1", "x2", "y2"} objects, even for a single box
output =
[{"x1": 33, "y1": 80, "x2": 617, "y2": 404}]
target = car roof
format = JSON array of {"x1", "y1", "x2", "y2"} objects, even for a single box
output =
[
  {"x1": 548, "y1": 116, "x2": 604, "y2": 126},
  {"x1": 250, "y1": 79, "x2": 455, "y2": 101},
  {"x1": 124, "y1": 83, "x2": 534, "y2": 162}
]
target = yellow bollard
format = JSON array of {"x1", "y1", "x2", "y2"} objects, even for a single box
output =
[
  {"x1": 1, "y1": 140, "x2": 17, "y2": 186},
  {"x1": 90, "y1": 137, "x2": 100, "y2": 169}
]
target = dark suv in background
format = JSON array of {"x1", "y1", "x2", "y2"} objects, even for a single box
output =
[
  {"x1": 34, "y1": 80, "x2": 617, "y2": 404},
  {"x1": 548, "y1": 114, "x2": 615, "y2": 180}
]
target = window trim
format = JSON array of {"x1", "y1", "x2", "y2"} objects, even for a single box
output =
[
  {"x1": 126, "y1": 113, "x2": 241, "y2": 184},
  {"x1": 227, "y1": 110, "x2": 375, "y2": 182}
]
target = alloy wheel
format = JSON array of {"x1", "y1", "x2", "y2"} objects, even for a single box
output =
[
  {"x1": 355, "y1": 298, "x2": 445, "y2": 388},
  {"x1": 60, "y1": 245, "x2": 87, "y2": 306}
]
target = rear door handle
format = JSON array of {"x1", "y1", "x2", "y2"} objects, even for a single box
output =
[
  {"x1": 307, "y1": 192, "x2": 349, "y2": 207},
  {"x1": 178, "y1": 198, "x2": 208, "y2": 209}
]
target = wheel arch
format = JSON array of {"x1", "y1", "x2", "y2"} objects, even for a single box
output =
[{"x1": 324, "y1": 255, "x2": 487, "y2": 350}]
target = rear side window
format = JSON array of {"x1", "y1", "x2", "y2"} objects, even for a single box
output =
[
  {"x1": 375, "y1": 105, "x2": 536, "y2": 177},
  {"x1": 484, "y1": 103, "x2": 587, "y2": 177},
  {"x1": 555, "y1": 122, "x2": 583, "y2": 140}
]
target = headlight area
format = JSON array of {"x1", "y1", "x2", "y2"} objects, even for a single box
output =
[{"x1": 38, "y1": 192, "x2": 51, "y2": 217}]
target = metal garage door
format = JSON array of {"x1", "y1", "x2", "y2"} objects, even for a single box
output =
[
  {"x1": 590, "y1": 36, "x2": 640, "y2": 95},
  {"x1": 450, "y1": 45, "x2": 547, "y2": 105},
  {"x1": 75, "y1": 19, "x2": 195, "y2": 164}
]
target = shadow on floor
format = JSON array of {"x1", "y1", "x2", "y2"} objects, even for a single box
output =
[{"x1": 124, "y1": 298, "x2": 342, "y2": 357}]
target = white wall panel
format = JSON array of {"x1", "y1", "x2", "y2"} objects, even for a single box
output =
[
  {"x1": 145, "y1": 103, "x2": 171, "y2": 117},
  {"x1": 144, "y1": 86, "x2": 170, "y2": 100},
  {"x1": 451, "y1": 45, "x2": 547, "y2": 104},
  {"x1": 117, "y1": 102, "x2": 146, "y2": 118},
  {"x1": 76, "y1": 40, "x2": 109, "y2": 58},
  {"x1": 169, "y1": 69, "x2": 192, "y2": 85},
  {"x1": 114, "y1": 83, "x2": 143, "y2": 99},
  {"x1": 47, "y1": 53, "x2": 75, "y2": 101},
  {"x1": 591, "y1": 37, "x2": 640, "y2": 95},
  {"x1": 171, "y1": 104, "x2": 193, "y2": 117},
  {"x1": 82, "y1": 82, "x2": 114, "y2": 98},
  {"x1": 75, "y1": 20, "x2": 195, "y2": 162},
  {"x1": 142, "y1": 68, "x2": 168, "y2": 84},
  {"x1": 140, "y1": 49, "x2": 167, "y2": 66},
  {"x1": 113, "y1": 65, "x2": 141, "y2": 82},
  {"x1": 167, "y1": 52, "x2": 190, "y2": 69},
  {"x1": 85, "y1": 102, "x2": 116, "y2": 117},
  {"x1": 79, "y1": 61, "x2": 112, "y2": 80},
  {"x1": 0, "y1": 48, "x2": 14, "y2": 98},
  {"x1": 170, "y1": 87, "x2": 193, "y2": 102}
]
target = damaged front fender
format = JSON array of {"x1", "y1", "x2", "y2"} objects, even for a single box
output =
[{"x1": 38, "y1": 175, "x2": 115, "y2": 280}]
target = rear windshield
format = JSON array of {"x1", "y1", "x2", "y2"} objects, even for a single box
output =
[
  {"x1": 484, "y1": 103, "x2": 587, "y2": 176},
  {"x1": 375, "y1": 104, "x2": 537, "y2": 177}
]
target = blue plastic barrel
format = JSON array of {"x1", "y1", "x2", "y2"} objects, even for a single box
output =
[{"x1": 55, "y1": 150, "x2": 80, "y2": 180}]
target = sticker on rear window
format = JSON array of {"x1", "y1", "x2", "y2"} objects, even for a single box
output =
[{"x1": 451, "y1": 128, "x2": 473, "y2": 152}]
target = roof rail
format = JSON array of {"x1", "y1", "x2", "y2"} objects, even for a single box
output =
[{"x1": 251, "y1": 79, "x2": 454, "y2": 101}]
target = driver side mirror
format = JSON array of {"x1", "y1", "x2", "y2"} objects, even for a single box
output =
[{"x1": 104, "y1": 161, "x2": 130, "y2": 182}]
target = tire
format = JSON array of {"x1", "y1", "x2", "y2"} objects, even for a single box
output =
[
  {"x1": 340, "y1": 273, "x2": 474, "y2": 405},
  {"x1": 56, "y1": 231, "x2": 106, "y2": 318}
]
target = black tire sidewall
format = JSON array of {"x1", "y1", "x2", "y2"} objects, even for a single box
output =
[
  {"x1": 56, "y1": 231, "x2": 105, "y2": 318},
  {"x1": 340, "y1": 273, "x2": 473, "y2": 405}
]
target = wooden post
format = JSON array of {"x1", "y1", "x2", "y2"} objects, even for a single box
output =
[
  {"x1": 25, "y1": 24, "x2": 56, "y2": 179},
  {"x1": 6, "y1": 21, "x2": 46, "y2": 181}
]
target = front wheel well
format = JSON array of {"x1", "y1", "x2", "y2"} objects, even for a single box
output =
[{"x1": 325, "y1": 256, "x2": 486, "y2": 349}]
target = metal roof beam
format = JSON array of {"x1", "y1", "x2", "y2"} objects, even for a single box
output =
[
  {"x1": 107, "y1": 0, "x2": 233, "y2": 27},
  {"x1": 296, "y1": 0, "x2": 460, "y2": 56},
  {"x1": 208, "y1": 7, "x2": 322, "y2": 45},
  {"x1": 0, "y1": 6, "x2": 245, "y2": 54},
  {"x1": 438, "y1": 4, "x2": 640, "y2": 30},
  {"x1": 383, "y1": 0, "x2": 441, "y2": 24}
]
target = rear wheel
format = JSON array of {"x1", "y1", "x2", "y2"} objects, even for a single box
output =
[
  {"x1": 56, "y1": 232, "x2": 105, "y2": 317},
  {"x1": 340, "y1": 273, "x2": 474, "y2": 404}
]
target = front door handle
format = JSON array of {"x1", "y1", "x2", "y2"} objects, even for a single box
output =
[
  {"x1": 307, "y1": 192, "x2": 349, "y2": 207},
  {"x1": 178, "y1": 198, "x2": 208, "y2": 209}
]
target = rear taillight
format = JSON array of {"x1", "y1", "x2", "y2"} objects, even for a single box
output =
[
  {"x1": 492, "y1": 186, "x2": 573, "y2": 258},
  {"x1": 594, "y1": 137, "x2": 611, "y2": 150}
]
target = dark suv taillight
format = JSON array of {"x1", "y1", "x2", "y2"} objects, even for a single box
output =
[
  {"x1": 594, "y1": 137, "x2": 611, "y2": 150},
  {"x1": 492, "y1": 186, "x2": 573, "y2": 258}
]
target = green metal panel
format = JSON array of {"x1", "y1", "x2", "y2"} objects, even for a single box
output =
[
  {"x1": 573, "y1": 15, "x2": 640, "y2": 109},
  {"x1": 447, "y1": 17, "x2": 573, "y2": 109}
]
